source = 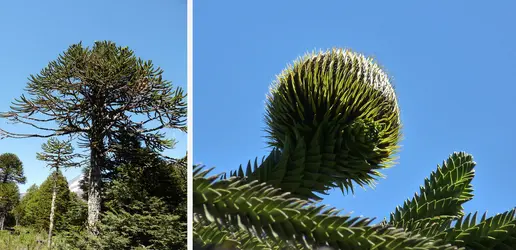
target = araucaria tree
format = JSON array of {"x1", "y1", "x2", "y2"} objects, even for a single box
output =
[
  {"x1": 0, "y1": 153, "x2": 25, "y2": 230},
  {"x1": 0, "y1": 41, "x2": 187, "y2": 234},
  {"x1": 37, "y1": 137, "x2": 78, "y2": 248},
  {"x1": 194, "y1": 49, "x2": 516, "y2": 249},
  {"x1": 0, "y1": 153, "x2": 26, "y2": 184}
]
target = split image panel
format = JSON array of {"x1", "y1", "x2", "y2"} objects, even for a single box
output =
[{"x1": 0, "y1": 1, "x2": 187, "y2": 249}]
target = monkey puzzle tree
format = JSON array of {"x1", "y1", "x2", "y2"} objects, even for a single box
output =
[
  {"x1": 0, "y1": 153, "x2": 25, "y2": 230},
  {"x1": 0, "y1": 41, "x2": 187, "y2": 234},
  {"x1": 37, "y1": 137, "x2": 79, "y2": 248},
  {"x1": 194, "y1": 49, "x2": 516, "y2": 249},
  {"x1": 0, "y1": 153, "x2": 26, "y2": 184}
]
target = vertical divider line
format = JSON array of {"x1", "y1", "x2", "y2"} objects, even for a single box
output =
[{"x1": 187, "y1": 0, "x2": 193, "y2": 249}]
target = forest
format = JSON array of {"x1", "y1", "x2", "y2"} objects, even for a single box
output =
[{"x1": 0, "y1": 41, "x2": 187, "y2": 250}]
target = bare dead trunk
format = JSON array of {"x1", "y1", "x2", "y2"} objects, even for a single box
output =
[
  {"x1": 87, "y1": 141, "x2": 104, "y2": 235},
  {"x1": 47, "y1": 171, "x2": 57, "y2": 249}
]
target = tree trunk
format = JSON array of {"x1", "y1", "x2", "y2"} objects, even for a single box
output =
[
  {"x1": 0, "y1": 212, "x2": 5, "y2": 230},
  {"x1": 47, "y1": 171, "x2": 57, "y2": 249},
  {"x1": 87, "y1": 103, "x2": 108, "y2": 235},
  {"x1": 87, "y1": 141, "x2": 104, "y2": 235}
]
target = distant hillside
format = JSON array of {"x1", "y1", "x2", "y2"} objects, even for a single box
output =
[{"x1": 68, "y1": 173, "x2": 85, "y2": 197}]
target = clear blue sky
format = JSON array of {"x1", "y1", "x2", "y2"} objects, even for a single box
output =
[
  {"x1": 194, "y1": 0, "x2": 516, "y2": 222},
  {"x1": 0, "y1": 0, "x2": 186, "y2": 192}
]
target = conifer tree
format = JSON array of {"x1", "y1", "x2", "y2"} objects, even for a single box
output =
[
  {"x1": 0, "y1": 182, "x2": 19, "y2": 230},
  {"x1": 0, "y1": 153, "x2": 25, "y2": 230},
  {"x1": 17, "y1": 172, "x2": 73, "y2": 232},
  {"x1": 13, "y1": 184, "x2": 38, "y2": 227},
  {"x1": 0, "y1": 41, "x2": 186, "y2": 234},
  {"x1": 98, "y1": 129, "x2": 187, "y2": 249},
  {"x1": 0, "y1": 153, "x2": 26, "y2": 184},
  {"x1": 37, "y1": 137, "x2": 79, "y2": 248}
]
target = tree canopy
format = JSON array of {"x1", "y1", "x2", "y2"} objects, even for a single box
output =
[
  {"x1": 0, "y1": 153, "x2": 26, "y2": 184},
  {"x1": 37, "y1": 137, "x2": 79, "y2": 171}
]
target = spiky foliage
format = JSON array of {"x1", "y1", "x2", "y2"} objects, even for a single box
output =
[
  {"x1": 436, "y1": 209, "x2": 516, "y2": 249},
  {"x1": 194, "y1": 222, "x2": 293, "y2": 250},
  {"x1": 388, "y1": 152, "x2": 516, "y2": 249},
  {"x1": 266, "y1": 49, "x2": 400, "y2": 160},
  {"x1": 194, "y1": 48, "x2": 516, "y2": 249},
  {"x1": 194, "y1": 166, "x2": 454, "y2": 250},
  {"x1": 230, "y1": 49, "x2": 401, "y2": 200},
  {"x1": 389, "y1": 152, "x2": 476, "y2": 234}
]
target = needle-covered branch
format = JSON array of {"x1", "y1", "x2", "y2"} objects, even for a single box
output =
[
  {"x1": 36, "y1": 137, "x2": 80, "y2": 170},
  {"x1": 389, "y1": 152, "x2": 476, "y2": 234},
  {"x1": 194, "y1": 166, "x2": 456, "y2": 250}
]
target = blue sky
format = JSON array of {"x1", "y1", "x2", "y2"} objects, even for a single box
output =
[
  {"x1": 194, "y1": 0, "x2": 516, "y2": 222},
  {"x1": 0, "y1": 0, "x2": 186, "y2": 192}
]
